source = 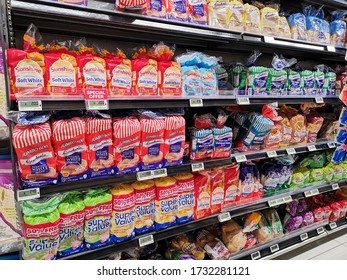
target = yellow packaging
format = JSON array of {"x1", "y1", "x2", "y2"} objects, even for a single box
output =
[
  {"x1": 244, "y1": 4, "x2": 260, "y2": 34},
  {"x1": 261, "y1": 7, "x2": 279, "y2": 36},
  {"x1": 230, "y1": 1, "x2": 244, "y2": 32},
  {"x1": 132, "y1": 180, "x2": 156, "y2": 235},
  {"x1": 154, "y1": 177, "x2": 178, "y2": 230},
  {"x1": 208, "y1": 0, "x2": 231, "y2": 29},
  {"x1": 174, "y1": 173, "x2": 195, "y2": 224},
  {"x1": 110, "y1": 184, "x2": 135, "y2": 242}
]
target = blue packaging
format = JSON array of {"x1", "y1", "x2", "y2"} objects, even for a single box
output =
[
  {"x1": 200, "y1": 68, "x2": 218, "y2": 96},
  {"x1": 288, "y1": 13, "x2": 307, "y2": 41},
  {"x1": 336, "y1": 127, "x2": 347, "y2": 145},
  {"x1": 182, "y1": 66, "x2": 201, "y2": 96},
  {"x1": 332, "y1": 147, "x2": 347, "y2": 164},
  {"x1": 190, "y1": 128, "x2": 214, "y2": 160},
  {"x1": 339, "y1": 107, "x2": 347, "y2": 126},
  {"x1": 330, "y1": 20, "x2": 346, "y2": 47}
]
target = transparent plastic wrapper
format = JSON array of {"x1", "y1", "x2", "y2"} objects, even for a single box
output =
[
  {"x1": 23, "y1": 23, "x2": 46, "y2": 53},
  {"x1": 187, "y1": 0, "x2": 208, "y2": 25},
  {"x1": 244, "y1": 4, "x2": 261, "y2": 34},
  {"x1": 288, "y1": 13, "x2": 307, "y2": 41},
  {"x1": 106, "y1": 57, "x2": 132, "y2": 96},
  {"x1": 260, "y1": 7, "x2": 279, "y2": 36},
  {"x1": 204, "y1": 238, "x2": 231, "y2": 260},
  {"x1": 22, "y1": 195, "x2": 64, "y2": 260},
  {"x1": 243, "y1": 212, "x2": 262, "y2": 232},
  {"x1": 306, "y1": 16, "x2": 322, "y2": 43},
  {"x1": 330, "y1": 20, "x2": 346, "y2": 47},
  {"x1": 229, "y1": 1, "x2": 244, "y2": 32},
  {"x1": 278, "y1": 17, "x2": 291, "y2": 39},
  {"x1": 168, "y1": 233, "x2": 205, "y2": 260},
  {"x1": 167, "y1": 0, "x2": 188, "y2": 22},
  {"x1": 208, "y1": 0, "x2": 230, "y2": 29},
  {"x1": 221, "y1": 220, "x2": 247, "y2": 253},
  {"x1": 253, "y1": 212, "x2": 273, "y2": 244},
  {"x1": 146, "y1": 0, "x2": 167, "y2": 18},
  {"x1": 263, "y1": 209, "x2": 283, "y2": 239}
]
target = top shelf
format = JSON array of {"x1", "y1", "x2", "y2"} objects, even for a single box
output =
[
  {"x1": 10, "y1": 0, "x2": 347, "y2": 61},
  {"x1": 304, "y1": 0, "x2": 347, "y2": 10}
]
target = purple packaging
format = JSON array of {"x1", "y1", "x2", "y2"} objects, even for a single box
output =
[
  {"x1": 283, "y1": 213, "x2": 303, "y2": 232},
  {"x1": 286, "y1": 200, "x2": 299, "y2": 216},
  {"x1": 301, "y1": 211, "x2": 314, "y2": 227}
]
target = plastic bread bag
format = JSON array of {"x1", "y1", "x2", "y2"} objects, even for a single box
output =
[
  {"x1": 301, "y1": 211, "x2": 314, "y2": 227},
  {"x1": 262, "y1": 209, "x2": 283, "y2": 239},
  {"x1": 288, "y1": 13, "x2": 307, "y2": 41},
  {"x1": 169, "y1": 233, "x2": 205, "y2": 260},
  {"x1": 278, "y1": 16, "x2": 291, "y2": 39},
  {"x1": 306, "y1": 16, "x2": 322, "y2": 43},
  {"x1": 23, "y1": 23, "x2": 46, "y2": 53},
  {"x1": 321, "y1": 20, "x2": 330, "y2": 45},
  {"x1": 244, "y1": 4, "x2": 261, "y2": 34},
  {"x1": 208, "y1": 0, "x2": 231, "y2": 29},
  {"x1": 182, "y1": 66, "x2": 201, "y2": 96},
  {"x1": 167, "y1": 0, "x2": 188, "y2": 22},
  {"x1": 242, "y1": 212, "x2": 262, "y2": 233},
  {"x1": 260, "y1": 6, "x2": 279, "y2": 36},
  {"x1": 193, "y1": 172, "x2": 211, "y2": 220},
  {"x1": 323, "y1": 71, "x2": 337, "y2": 96},
  {"x1": 221, "y1": 220, "x2": 247, "y2": 253},
  {"x1": 300, "y1": 70, "x2": 315, "y2": 95},
  {"x1": 247, "y1": 66, "x2": 269, "y2": 95},
  {"x1": 330, "y1": 20, "x2": 346, "y2": 47},
  {"x1": 212, "y1": 126, "x2": 233, "y2": 159},
  {"x1": 176, "y1": 51, "x2": 202, "y2": 66},
  {"x1": 148, "y1": 42, "x2": 175, "y2": 62},
  {"x1": 229, "y1": 1, "x2": 244, "y2": 32},
  {"x1": 238, "y1": 163, "x2": 256, "y2": 201},
  {"x1": 283, "y1": 213, "x2": 303, "y2": 232},
  {"x1": 260, "y1": 162, "x2": 280, "y2": 196},
  {"x1": 306, "y1": 110, "x2": 324, "y2": 143},
  {"x1": 201, "y1": 68, "x2": 218, "y2": 96},
  {"x1": 187, "y1": 0, "x2": 208, "y2": 25},
  {"x1": 232, "y1": 64, "x2": 248, "y2": 95},
  {"x1": 146, "y1": 0, "x2": 167, "y2": 18},
  {"x1": 253, "y1": 212, "x2": 273, "y2": 244},
  {"x1": 115, "y1": 0, "x2": 146, "y2": 13},
  {"x1": 204, "y1": 238, "x2": 231, "y2": 260}
]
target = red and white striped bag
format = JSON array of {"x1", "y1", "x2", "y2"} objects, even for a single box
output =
[
  {"x1": 52, "y1": 117, "x2": 89, "y2": 182},
  {"x1": 85, "y1": 117, "x2": 114, "y2": 178},
  {"x1": 12, "y1": 122, "x2": 58, "y2": 187},
  {"x1": 163, "y1": 115, "x2": 185, "y2": 167},
  {"x1": 140, "y1": 116, "x2": 165, "y2": 170},
  {"x1": 113, "y1": 117, "x2": 141, "y2": 174}
]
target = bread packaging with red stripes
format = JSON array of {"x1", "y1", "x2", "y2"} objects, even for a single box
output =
[
  {"x1": 85, "y1": 115, "x2": 114, "y2": 178},
  {"x1": 12, "y1": 122, "x2": 58, "y2": 187},
  {"x1": 52, "y1": 117, "x2": 89, "y2": 183}
]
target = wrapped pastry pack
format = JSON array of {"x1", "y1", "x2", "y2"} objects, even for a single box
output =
[
  {"x1": 208, "y1": 0, "x2": 230, "y2": 29},
  {"x1": 244, "y1": 4, "x2": 261, "y2": 33},
  {"x1": 221, "y1": 220, "x2": 247, "y2": 253},
  {"x1": 229, "y1": 1, "x2": 244, "y2": 32}
]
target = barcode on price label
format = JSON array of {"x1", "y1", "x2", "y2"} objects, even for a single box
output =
[
  {"x1": 332, "y1": 183, "x2": 339, "y2": 190},
  {"x1": 315, "y1": 97, "x2": 324, "y2": 104},
  {"x1": 317, "y1": 227, "x2": 325, "y2": 235},
  {"x1": 237, "y1": 97, "x2": 250, "y2": 105},
  {"x1": 327, "y1": 142, "x2": 336, "y2": 148},
  {"x1": 17, "y1": 188, "x2": 40, "y2": 201},
  {"x1": 267, "y1": 151, "x2": 277, "y2": 158},
  {"x1": 300, "y1": 233, "x2": 308, "y2": 241},
  {"x1": 189, "y1": 99, "x2": 203, "y2": 107},
  {"x1": 329, "y1": 222, "x2": 337, "y2": 229},
  {"x1": 218, "y1": 212, "x2": 231, "y2": 223},
  {"x1": 270, "y1": 244, "x2": 279, "y2": 253},
  {"x1": 18, "y1": 100, "x2": 42, "y2": 111},
  {"x1": 235, "y1": 155, "x2": 247, "y2": 163},
  {"x1": 307, "y1": 145, "x2": 317, "y2": 152},
  {"x1": 86, "y1": 100, "x2": 109, "y2": 110},
  {"x1": 136, "y1": 170, "x2": 154, "y2": 181},
  {"x1": 251, "y1": 251, "x2": 261, "y2": 260},
  {"x1": 286, "y1": 148, "x2": 296, "y2": 155},
  {"x1": 191, "y1": 162, "x2": 204, "y2": 172},
  {"x1": 153, "y1": 168, "x2": 167, "y2": 178},
  {"x1": 139, "y1": 235, "x2": 154, "y2": 247}
]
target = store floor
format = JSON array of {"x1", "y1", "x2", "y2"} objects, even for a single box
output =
[{"x1": 274, "y1": 229, "x2": 347, "y2": 260}]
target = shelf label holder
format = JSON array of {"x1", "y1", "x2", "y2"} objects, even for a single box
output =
[
  {"x1": 136, "y1": 170, "x2": 154, "y2": 181},
  {"x1": 267, "y1": 151, "x2": 277, "y2": 158},
  {"x1": 286, "y1": 148, "x2": 296, "y2": 155},
  {"x1": 139, "y1": 235, "x2": 154, "y2": 247},
  {"x1": 191, "y1": 162, "x2": 205, "y2": 172},
  {"x1": 251, "y1": 251, "x2": 261, "y2": 260},
  {"x1": 329, "y1": 222, "x2": 337, "y2": 230},
  {"x1": 17, "y1": 188, "x2": 40, "y2": 201},
  {"x1": 153, "y1": 168, "x2": 167, "y2": 179},
  {"x1": 189, "y1": 99, "x2": 204, "y2": 107},
  {"x1": 18, "y1": 100, "x2": 42, "y2": 111},
  {"x1": 270, "y1": 244, "x2": 279, "y2": 253},
  {"x1": 236, "y1": 97, "x2": 250, "y2": 105},
  {"x1": 85, "y1": 100, "x2": 109, "y2": 110},
  {"x1": 332, "y1": 183, "x2": 340, "y2": 190},
  {"x1": 218, "y1": 212, "x2": 231, "y2": 223},
  {"x1": 300, "y1": 233, "x2": 308, "y2": 241},
  {"x1": 235, "y1": 155, "x2": 247, "y2": 163},
  {"x1": 317, "y1": 227, "x2": 325, "y2": 235},
  {"x1": 307, "y1": 145, "x2": 317, "y2": 152}
]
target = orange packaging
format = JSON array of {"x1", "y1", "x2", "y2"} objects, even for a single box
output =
[
  {"x1": 76, "y1": 55, "x2": 107, "y2": 98},
  {"x1": 113, "y1": 117, "x2": 141, "y2": 175},
  {"x1": 106, "y1": 58, "x2": 132, "y2": 96},
  {"x1": 85, "y1": 117, "x2": 114, "y2": 178},
  {"x1": 132, "y1": 59, "x2": 158, "y2": 96},
  {"x1": 187, "y1": 0, "x2": 208, "y2": 25},
  {"x1": 223, "y1": 164, "x2": 240, "y2": 209},
  {"x1": 44, "y1": 53, "x2": 80, "y2": 96},
  {"x1": 146, "y1": 0, "x2": 167, "y2": 18},
  {"x1": 140, "y1": 116, "x2": 165, "y2": 170},
  {"x1": 167, "y1": 0, "x2": 188, "y2": 22},
  {"x1": 158, "y1": 61, "x2": 182, "y2": 96},
  {"x1": 209, "y1": 169, "x2": 224, "y2": 214},
  {"x1": 6, "y1": 49, "x2": 45, "y2": 98},
  {"x1": 194, "y1": 171, "x2": 211, "y2": 220},
  {"x1": 52, "y1": 117, "x2": 89, "y2": 183},
  {"x1": 163, "y1": 115, "x2": 185, "y2": 167}
]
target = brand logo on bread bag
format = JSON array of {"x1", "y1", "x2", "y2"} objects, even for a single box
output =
[
  {"x1": 90, "y1": 138, "x2": 113, "y2": 151},
  {"x1": 59, "y1": 224, "x2": 83, "y2": 241},
  {"x1": 160, "y1": 198, "x2": 178, "y2": 213},
  {"x1": 197, "y1": 192, "x2": 210, "y2": 210},
  {"x1": 28, "y1": 237, "x2": 59, "y2": 254},
  {"x1": 114, "y1": 209, "x2": 135, "y2": 226},
  {"x1": 85, "y1": 202, "x2": 112, "y2": 219},
  {"x1": 21, "y1": 151, "x2": 53, "y2": 165},
  {"x1": 136, "y1": 189, "x2": 156, "y2": 204},
  {"x1": 26, "y1": 225, "x2": 59, "y2": 238},
  {"x1": 60, "y1": 212, "x2": 85, "y2": 227},
  {"x1": 15, "y1": 61, "x2": 42, "y2": 75},
  {"x1": 136, "y1": 201, "x2": 155, "y2": 216},
  {"x1": 159, "y1": 187, "x2": 178, "y2": 199},
  {"x1": 113, "y1": 195, "x2": 135, "y2": 210},
  {"x1": 178, "y1": 193, "x2": 194, "y2": 206},
  {"x1": 86, "y1": 217, "x2": 111, "y2": 233}
]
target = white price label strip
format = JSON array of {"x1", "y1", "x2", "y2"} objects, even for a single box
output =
[
  {"x1": 189, "y1": 99, "x2": 203, "y2": 107},
  {"x1": 317, "y1": 227, "x2": 325, "y2": 235},
  {"x1": 136, "y1": 170, "x2": 154, "y2": 181},
  {"x1": 305, "y1": 189, "x2": 319, "y2": 198},
  {"x1": 17, "y1": 188, "x2": 40, "y2": 201},
  {"x1": 270, "y1": 244, "x2": 279, "y2": 253},
  {"x1": 315, "y1": 97, "x2": 324, "y2": 104},
  {"x1": 139, "y1": 235, "x2": 154, "y2": 247},
  {"x1": 236, "y1": 97, "x2": 250, "y2": 105},
  {"x1": 329, "y1": 222, "x2": 337, "y2": 230},
  {"x1": 283, "y1": 196, "x2": 293, "y2": 203},
  {"x1": 218, "y1": 212, "x2": 231, "y2": 223},
  {"x1": 300, "y1": 233, "x2": 308, "y2": 241},
  {"x1": 86, "y1": 100, "x2": 109, "y2": 110},
  {"x1": 286, "y1": 148, "x2": 296, "y2": 155},
  {"x1": 153, "y1": 168, "x2": 167, "y2": 178},
  {"x1": 191, "y1": 162, "x2": 204, "y2": 172},
  {"x1": 268, "y1": 196, "x2": 292, "y2": 207},
  {"x1": 327, "y1": 45, "x2": 336, "y2": 52},
  {"x1": 235, "y1": 155, "x2": 247, "y2": 163},
  {"x1": 332, "y1": 183, "x2": 340, "y2": 190},
  {"x1": 327, "y1": 142, "x2": 336, "y2": 148},
  {"x1": 251, "y1": 251, "x2": 261, "y2": 260},
  {"x1": 267, "y1": 151, "x2": 277, "y2": 158},
  {"x1": 307, "y1": 145, "x2": 317, "y2": 152},
  {"x1": 18, "y1": 100, "x2": 42, "y2": 111}
]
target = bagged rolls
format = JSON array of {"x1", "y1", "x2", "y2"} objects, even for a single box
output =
[{"x1": 208, "y1": 0, "x2": 230, "y2": 29}]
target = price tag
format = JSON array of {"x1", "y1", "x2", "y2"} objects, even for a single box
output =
[
  {"x1": 317, "y1": 227, "x2": 325, "y2": 235},
  {"x1": 153, "y1": 168, "x2": 167, "y2": 178},
  {"x1": 267, "y1": 151, "x2": 278, "y2": 158},
  {"x1": 315, "y1": 97, "x2": 324, "y2": 104},
  {"x1": 307, "y1": 145, "x2": 317, "y2": 152},
  {"x1": 18, "y1": 100, "x2": 42, "y2": 111},
  {"x1": 268, "y1": 199, "x2": 278, "y2": 207},
  {"x1": 286, "y1": 148, "x2": 296, "y2": 155},
  {"x1": 236, "y1": 97, "x2": 250, "y2": 105},
  {"x1": 17, "y1": 188, "x2": 40, "y2": 201},
  {"x1": 328, "y1": 142, "x2": 336, "y2": 149},
  {"x1": 329, "y1": 222, "x2": 337, "y2": 230},
  {"x1": 270, "y1": 244, "x2": 279, "y2": 253},
  {"x1": 191, "y1": 162, "x2": 204, "y2": 172},
  {"x1": 235, "y1": 155, "x2": 247, "y2": 163},
  {"x1": 189, "y1": 99, "x2": 204, "y2": 107},
  {"x1": 332, "y1": 183, "x2": 340, "y2": 190},
  {"x1": 264, "y1": 36, "x2": 274, "y2": 43},
  {"x1": 327, "y1": 46, "x2": 336, "y2": 52},
  {"x1": 218, "y1": 212, "x2": 231, "y2": 223},
  {"x1": 138, "y1": 235, "x2": 154, "y2": 247},
  {"x1": 251, "y1": 251, "x2": 261, "y2": 260},
  {"x1": 304, "y1": 189, "x2": 319, "y2": 198},
  {"x1": 273, "y1": 102, "x2": 279, "y2": 107},
  {"x1": 136, "y1": 170, "x2": 154, "y2": 181},
  {"x1": 283, "y1": 196, "x2": 293, "y2": 203},
  {"x1": 85, "y1": 100, "x2": 109, "y2": 110},
  {"x1": 300, "y1": 233, "x2": 308, "y2": 241}
]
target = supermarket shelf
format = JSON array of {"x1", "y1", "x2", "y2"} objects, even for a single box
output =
[
  {"x1": 0, "y1": 139, "x2": 10, "y2": 155},
  {"x1": 10, "y1": 0, "x2": 346, "y2": 61},
  {"x1": 304, "y1": 0, "x2": 347, "y2": 9},
  {"x1": 24, "y1": 139, "x2": 336, "y2": 197}
]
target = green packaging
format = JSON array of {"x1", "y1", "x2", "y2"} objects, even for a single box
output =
[
  {"x1": 247, "y1": 66, "x2": 268, "y2": 95},
  {"x1": 310, "y1": 168, "x2": 324, "y2": 184},
  {"x1": 266, "y1": 68, "x2": 287, "y2": 95},
  {"x1": 323, "y1": 72, "x2": 337, "y2": 96},
  {"x1": 301, "y1": 70, "x2": 315, "y2": 95},
  {"x1": 286, "y1": 69, "x2": 302, "y2": 95},
  {"x1": 232, "y1": 65, "x2": 248, "y2": 94}
]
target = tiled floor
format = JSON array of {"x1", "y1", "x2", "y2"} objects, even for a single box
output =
[{"x1": 274, "y1": 229, "x2": 347, "y2": 260}]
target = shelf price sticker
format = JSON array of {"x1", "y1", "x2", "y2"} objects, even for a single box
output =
[
  {"x1": 327, "y1": 142, "x2": 336, "y2": 149},
  {"x1": 191, "y1": 162, "x2": 205, "y2": 172},
  {"x1": 18, "y1": 100, "x2": 42, "y2": 111},
  {"x1": 251, "y1": 251, "x2": 261, "y2": 260},
  {"x1": 85, "y1": 100, "x2": 109, "y2": 110},
  {"x1": 153, "y1": 168, "x2": 167, "y2": 179},
  {"x1": 218, "y1": 212, "x2": 232, "y2": 223},
  {"x1": 236, "y1": 97, "x2": 250, "y2": 105},
  {"x1": 329, "y1": 222, "x2": 337, "y2": 230},
  {"x1": 327, "y1": 46, "x2": 336, "y2": 52},
  {"x1": 315, "y1": 97, "x2": 324, "y2": 104},
  {"x1": 304, "y1": 189, "x2": 319, "y2": 198},
  {"x1": 300, "y1": 233, "x2": 308, "y2": 241},
  {"x1": 270, "y1": 244, "x2": 279, "y2": 253},
  {"x1": 189, "y1": 99, "x2": 204, "y2": 107},
  {"x1": 235, "y1": 155, "x2": 247, "y2": 163},
  {"x1": 139, "y1": 235, "x2": 154, "y2": 247},
  {"x1": 332, "y1": 183, "x2": 340, "y2": 190},
  {"x1": 268, "y1": 196, "x2": 291, "y2": 207},
  {"x1": 286, "y1": 148, "x2": 296, "y2": 155},
  {"x1": 317, "y1": 227, "x2": 325, "y2": 235},
  {"x1": 17, "y1": 188, "x2": 40, "y2": 201},
  {"x1": 307, "y1": 145, "x2": 317, "y2": 152},
  {"x1": 283, "y1": 196, "x2": 293, "y2": 203},
  {"x1": 136, "y1": 170, "x2": 154, "y2": 181},
  {"x1": 267, "y1": 151, "x2": 277, "y2": 158}
]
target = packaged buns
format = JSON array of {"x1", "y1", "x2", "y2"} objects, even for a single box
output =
[
  {"x1": 253, "y1": 213, "x2": 273, "y2": 243},
  {"x1": 260, "y1": 7, "x2": 279, "y2": 36},
  {"x1": 244, "y1": 4, "x2": 261, "y2": 33},
  {"x1": 229, "y1": 1, "x2": 244, "y2": 32},
  {"x1": 221, "y1": 220, "x2": 247, "y2": 253},
  {"x1": 208, "y1": 0, "x2": 230, "y2": 29}
]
